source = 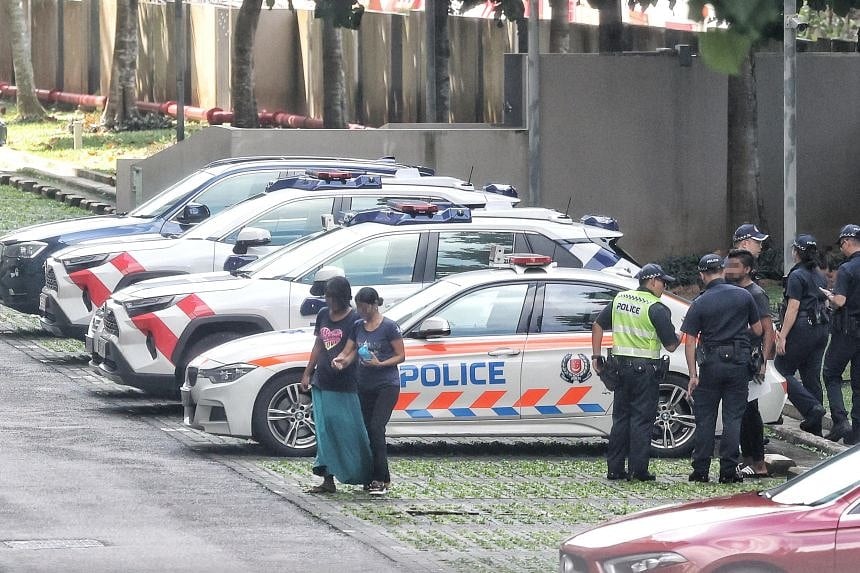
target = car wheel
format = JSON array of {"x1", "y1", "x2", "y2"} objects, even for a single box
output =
[
  {"x1": 252, "y1": 372, "x2": 317, "y2": 457},
  {"x1": 650, "y1": 374, "x2": 696, "y2": 458},
  {"x1": 717, "y1": 564, "x2": 782, "y2": 573}
]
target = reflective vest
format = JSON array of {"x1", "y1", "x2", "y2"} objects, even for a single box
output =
[{"x1": 611, "y1": 289, "x2": 661, "y2": 359}]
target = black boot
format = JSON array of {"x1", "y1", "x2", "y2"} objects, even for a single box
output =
[
  {"x1": 800, "y1": 404, "x2": 826, "y2": 436},
  {"x1": 844, "y1": 427, "x2": 860, "y2": 446},
  {"x1": 826, "y1": 420, "x2": 851, "y2": 443}
]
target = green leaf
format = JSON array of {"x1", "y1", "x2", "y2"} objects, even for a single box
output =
[{"x1": 698, "y1": 29, "x2": 753, "y2": 75}]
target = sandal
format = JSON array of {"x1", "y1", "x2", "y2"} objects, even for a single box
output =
[{"x1": 307, "y1": 483, "x2": 336, "y2": 494}]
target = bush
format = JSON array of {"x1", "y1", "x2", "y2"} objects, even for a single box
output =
[{"x1": 655, "y1": 254, "x2": 702, "y2": 287}]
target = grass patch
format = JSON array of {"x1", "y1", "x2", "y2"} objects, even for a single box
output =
[
  {"x1": 1, "y1": 103, "x2": 203, "y2": 175},
  {"x1": 0, "y1": 185, "x2": 91, "y2": 235}
]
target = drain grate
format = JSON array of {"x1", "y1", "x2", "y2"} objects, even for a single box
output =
[{"x1": 1, "y1": 539, "x2": 105, "y2": 550}]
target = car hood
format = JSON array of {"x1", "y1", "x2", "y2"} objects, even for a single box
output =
[
  {"x1": 563, "y1": 492, "x2": 801, "y2": 550},
  {"x1": 111, "y1": 272, "x2": 249, "y2": 301},
  {"x1": 55, "y1": 235, "x2": 185, "y2": 260},
  {"x1": 191, "y1": 329, "x2": 316, "y2": 369},
  {"x1": 0, "y1": 215, "x2": 156, "y2": 244}
]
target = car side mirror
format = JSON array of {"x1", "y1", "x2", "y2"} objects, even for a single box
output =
[
  {"x1": 232, "y1": 227, "x2": 272, "y2": 255},
  {"x1": 177, "y1": 203, "x2": 211, "y2": 225},
  {"x1": 414, "y1": 317, "x2": 451, "y2": 339},
  {"x1": 300, "y1": 297, "x2": 326, "y2": 317},
  {"x1": 224, "y1": 254, "x2": 259, "y2": 272}
]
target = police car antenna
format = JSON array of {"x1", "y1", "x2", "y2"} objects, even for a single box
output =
[
  {"x1": 564, "y1": 196, "x2": 572, "y2": 218},
  {"x1": 467, "y1": 165, "x2": 474, "y2": 185}
]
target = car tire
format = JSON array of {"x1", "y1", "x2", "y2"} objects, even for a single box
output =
[
  {"x1": 650, "y1": 374, "x2": 696, "y2": 458},
  {"x1": 717, "y1": 565, "x2": 781, "y2": 573},
  {"x1": 252, "y1": 372, "x2": 317, "y2": 457}
]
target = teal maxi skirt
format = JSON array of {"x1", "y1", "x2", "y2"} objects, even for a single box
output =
[{"x1": 311, "y1": 386, "x2": 373, "y2": 485}]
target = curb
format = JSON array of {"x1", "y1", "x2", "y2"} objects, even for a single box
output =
[
  {"x1": 0, "y1": 169, "x2": 116, "y2": 215},
  {"x1": 772, "y1": 405, "x2": 847, "y2": 457}
]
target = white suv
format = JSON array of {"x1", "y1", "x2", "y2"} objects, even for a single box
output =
[
  {"x1": 41, "y1": 173, "x2": 517, "y2": 338},
  {"x1": 87, "y1": 205, "x2": 638, "y2": 395}
]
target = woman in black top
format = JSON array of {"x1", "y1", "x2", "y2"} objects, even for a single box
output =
[
  {"x1": 775, "y1": 235, "x2": 829, "y2": 433},
  {"x1": 334, "y1": 287, "x2": 405, "y2": 496},
  {"x1": 300, "y1": 276, "x2": 371, "y2": 493}
]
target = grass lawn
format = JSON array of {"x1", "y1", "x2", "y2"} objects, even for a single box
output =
[
  {"x1": 0, "y1": 184, "x2": 92, "y2": 235},
  {"x1": 0, "y1": 102, "x2": 203, "y2": 175}
]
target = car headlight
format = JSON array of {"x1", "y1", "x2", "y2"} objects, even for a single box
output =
[
  {"x1": 602, "y1": 552, "x2": 688, "y2": 573},
  {"x1": 62, "y1": 253, "x2": 111, "y2": 272},
  {"x1": 122, "y1": 295, "x2": 176, "y2": 317},
  {"x1": 199, "y1": 363, "x2": 256, "y2": 384},
  {"x1": 559, "y1": 552, "x2": 587, "y2": 573},
  {"x1": 5, "y1": 241, "x2": 48, "y2": 259}
]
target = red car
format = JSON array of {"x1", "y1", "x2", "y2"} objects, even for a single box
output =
[{"x1": 560, "y1": 446, "x2": 860, "y2": 573}]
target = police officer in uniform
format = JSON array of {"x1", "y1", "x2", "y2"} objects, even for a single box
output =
[
  {"x1": 821, "y1": 224, "x2": 860, "y2": 444},
  {"x1": 591, "y1": 264, "x2": 680, "y2": 482},
  {"x1": 682, "y1": 254, "x2": 763, "y2": 484},
  {"x1": 733, "y1": 223, "x2": 769, "y2": 259},
  {"x1": 774, "y1": 235, "x2": 829, "y2": 435}
]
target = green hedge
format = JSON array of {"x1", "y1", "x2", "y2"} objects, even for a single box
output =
[{"x1": 655, "y1": 249, "x2": 785, "y2": 287}]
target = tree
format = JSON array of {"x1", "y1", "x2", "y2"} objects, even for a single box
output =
[
  {"x1": 549, "y1": 0, "x2": 570, "y2": 53},
  {"x1": 588, "y1": 0, "x2": 624, "y2": 52},
  {"x1": 313, "y1": 0, "x2": 364, "y2": 128},
  {"x1": 232, "y1": 0, "x2": 264, "y2": 128},
  {"x1": 0, "y1": 0, "x2": 47, "y2": 121},
  {"x1": 102, "y1": 0, "x2": 143, "y2": 130}
]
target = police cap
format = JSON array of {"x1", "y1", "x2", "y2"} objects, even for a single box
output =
[
  {"x1": 838, "y1": 224, "x2": 860, "y2": 242},
  {"x1": 635, "y1": 263, "x2": 675, "y2": 283},
  {"x1": 733, "y1": 224, "x2": 768, "y2": 243},
  {"x1": 792, "y1": 234, "x2": 817, "y2": 251},
  {"x1": 697, "y1": 253, "x2": 724, "y2": 272}
]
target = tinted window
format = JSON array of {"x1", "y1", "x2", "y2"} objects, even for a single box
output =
[
  {"x1": 225, "y1": 197, "x2": 335, "y2": 246},
  {"x1": 526, "y1": 233, "x2": 583, "y2": 268},
  {"x1": 539, "y1": 282, "x2": 619, "y2": 333},
  {"x1": 435, "y1": 231, "x2": 515, "y2": 279},
  {"x1": 318, "y1": 233, "x2": 421, "y2": 286},
  {"x1": 430, "y1": 283, "x2": 529, "y2": 337},
  {"x1": 185, "y1": 170, "x2": 280, "y2": 218}
]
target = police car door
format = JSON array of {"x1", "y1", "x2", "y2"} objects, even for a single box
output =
[
  {"x1": 395, "y1": 282, "x2": 531, "y2": 423},
  {"x1": 520, "y1": 281, "x2": 619, "y2": 420}
]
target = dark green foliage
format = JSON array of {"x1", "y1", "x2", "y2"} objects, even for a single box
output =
[
  {"x1": 104, "y1": 112, "x2": 172, "y2": 133},
  {"x1": 756, "y1": 247, "x2": 784, "y2": 281},
  {"x1": 313, "y1": 0, "x2": 364, "y2": 29},
  {"x1": 655, "y1": 254, "x2": 703, "y2": 286}
]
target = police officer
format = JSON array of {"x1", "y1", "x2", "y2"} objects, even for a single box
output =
[
  {"x1": 591, "y1": 264, "x2": 680, "y2": 482},
  {"x1": 733, "y1": 223, "x2": 769, "y2": 259},
  {"x1": 774, "y1": 235, "x2": 828, "y2": 435},
  {"x1": 682, "y1": 254, "x2": 763, "y2": 484},
  {"x1": 821, "y1": 224, "x2": 860, "y2": 444}
]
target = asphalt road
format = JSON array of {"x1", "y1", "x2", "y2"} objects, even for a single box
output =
[{"x1": 0, "y1": 337, "x2": 404, "y2": 573}]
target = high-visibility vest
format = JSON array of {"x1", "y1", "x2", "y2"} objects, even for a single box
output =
[{"x1": 611, "y1": 289, "x2": 662, "y2": 359}]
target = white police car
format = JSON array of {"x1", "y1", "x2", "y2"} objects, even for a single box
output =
[
  {"x1": 40, "y1": 172, "x2": 518, "y2": 338},
  {"x1": 87, "y1": 204, "x2": 638, "y2": 396},
  {"x1": 180, "y1": 255, "x2": 787, "y2": 458}
]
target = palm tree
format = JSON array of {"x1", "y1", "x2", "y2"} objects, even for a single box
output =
[
  {"x1": 0, "y1": 0, "x2": 47, "y2": 121},
  {"x1": 102, "y1": 0, "x2": 143, "y2": 130},
  {"x1": 232, "y1": 0, "x2": 264, "y2": 128}
]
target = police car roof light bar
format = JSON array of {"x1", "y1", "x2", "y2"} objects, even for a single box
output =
[
  {"x1": 507, "y1": 254, "x2": 553, "y2": 266},
  {"x1": 265, "y1": 173, "x2": 383, "y2": 193},
  {"x1": 306, "y1": 169, "x2": 360, "y2": 182},
  {"x1": 386, "y1": 200, "x2": 439, "y2": 216},
  {"x1": 482, "y1": 183, "x2": 518, "y2": 198},
  {"x1": 344, "y1": 205, "x2": 471, "y2": 227}
]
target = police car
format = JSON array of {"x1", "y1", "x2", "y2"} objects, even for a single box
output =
[
  {"x1": 40, "y1": 172, "x2": 518, "y2": 338},
  {"x1": 87, "y1": 204, "x2": 637, "y2": 396},
  {"x1": 180, "y1": 255, "x2": 787, "y2": 458},
  {"x1": 0, "y1": 155, "x2": 433, "y2": 314}
]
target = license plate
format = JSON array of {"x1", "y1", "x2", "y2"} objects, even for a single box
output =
[
  {"x1": 38, "y1": 293, "x2": 47, "y2": 313},
  {"x1": 95, "y1": 336, "x2": 108, "y2": 357},
  {"x1": 85, "y1": 335, "x2": 93, "y2": 353}
]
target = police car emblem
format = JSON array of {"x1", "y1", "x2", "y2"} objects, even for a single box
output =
[{"x1": 560, "y1": 353, "x2": 591, "y2": 383}]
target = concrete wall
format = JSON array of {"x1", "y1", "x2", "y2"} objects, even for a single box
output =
[{"x1": 123, "y1": 52, "x2": 860, "y2": 264}]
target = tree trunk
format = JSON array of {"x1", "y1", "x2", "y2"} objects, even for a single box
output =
[
  {"x1": 322, "y1": 18, "x2": 346, "y2": 128},
  {"x1": 434, "y1": 0, "x2": 450, "y2": 122},
  {"x1": 727, "y1": 52, "x2": 767, "y2": 231},
  {"x1": 516, "y1": 18, "x2": 528, "y2": 53},
  {"x1": 549, "y1": 0, "x2": 569, "y2": 53},
  {"x1": 1, "y1": 0, "x2": 46, "y2": 120},
  {"x1": 231, "y1": 0, "x2": 262, "y2": 128},
  {"x1": 596, "y1": 0, "x2": 623, "y2": 53},
  {"x1": 102, "y1": 0, "x2": 141, "y2": 130}
]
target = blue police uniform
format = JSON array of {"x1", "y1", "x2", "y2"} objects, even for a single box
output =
[
  {"x1": 594, "y1": 265, "x2": 679, "y2": 481},
  {"x1": 822, "y1": 226, "x2": 860, "y2": 443},
  {"x1": 682, "y1": 255, "x2": 761, "y2": 483}
]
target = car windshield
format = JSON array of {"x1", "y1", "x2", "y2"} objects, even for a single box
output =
[
  {"x1": 129, "y1": 170, "x2": 214, "y2": 218},
  {"x1": 242, "y1": 227, "x2": 350, "y2": 278},
  {"x1": 385, "y1": 279, "x2": 462, "y2": 326},
  {"x1": 764, "y1": 447, "x2": 860, "y2": 506}
]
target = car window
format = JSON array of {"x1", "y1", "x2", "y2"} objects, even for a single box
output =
[
  {"x1": 184, "y1": 170, "x2": 280, "y2": 218},
  {"x1": 348, "y1": 195, "x2": 435, "y2": 212},
  {"x1": 525, "y1": 233, "x2": 583, "y2": 268},
  {"x1": 429, "y1": 283, "x2": 530, "y2": 337},
  {"x1": 222, "y1": 197, "x2": 335, "y2": 246},
  {"x1": 435, "y1": 231, "x2": 515, "y2": 279},
  {"x1": 310, "y1": 232, "x2": 421, "y2": 286},
  {"x1": 539, "y1": 282, "x2": 620, "y2": 333}
]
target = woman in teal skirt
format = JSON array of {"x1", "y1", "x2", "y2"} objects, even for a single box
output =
[{"x1": 300, "y1": 275, "x2": 372, "y2": 493}]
